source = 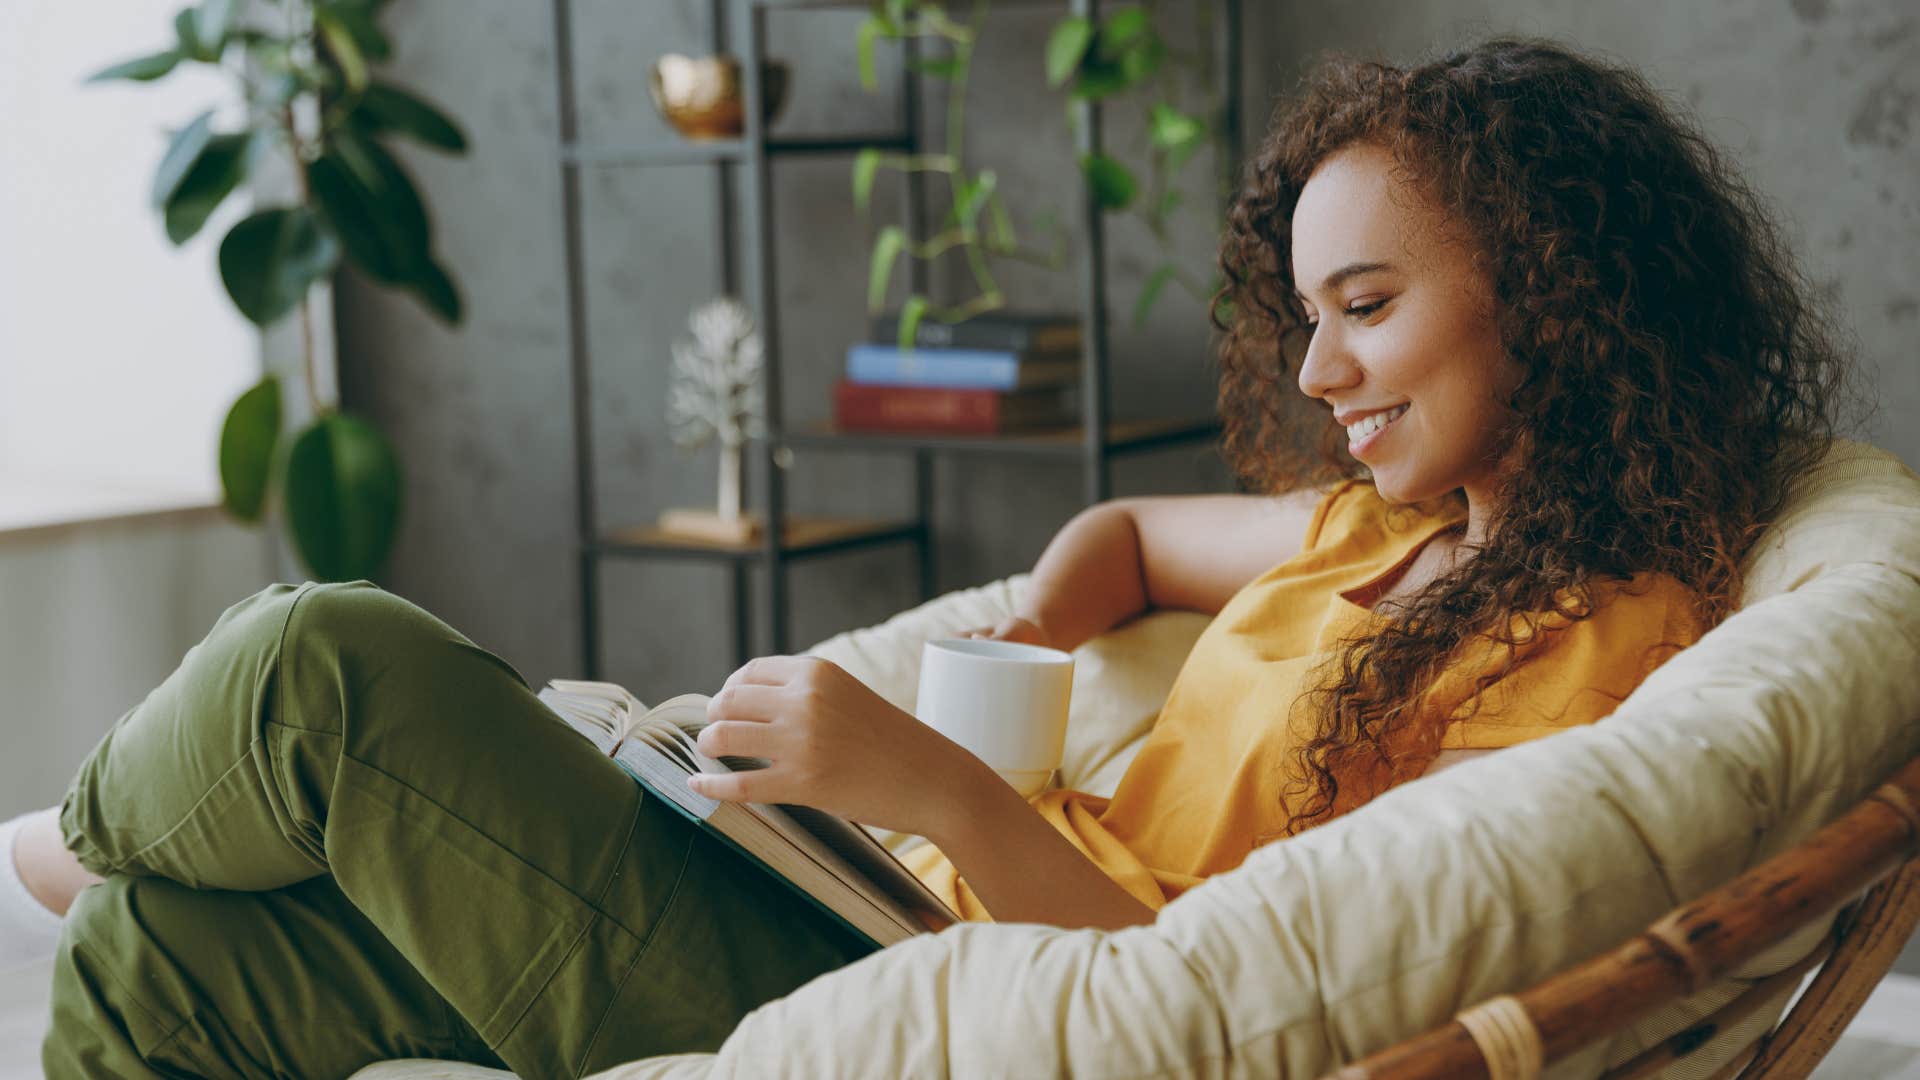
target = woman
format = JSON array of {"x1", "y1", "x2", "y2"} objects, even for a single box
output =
[{"x1": 0, "y1": 36, "x2": 1846, "y2": 1078}]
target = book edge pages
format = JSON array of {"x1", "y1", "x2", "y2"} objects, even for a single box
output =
[{"x1": 536, "y1": 686, "x2": 622, "y2": 756}]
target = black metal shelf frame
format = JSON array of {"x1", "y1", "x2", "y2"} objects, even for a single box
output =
[{"x1": 551, "y1": 0, "x2": 1243, "y2": 678}]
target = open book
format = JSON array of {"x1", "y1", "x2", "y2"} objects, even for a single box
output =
[{"x1": 536, "y1": 679, "x2": 959, "y2": 948}]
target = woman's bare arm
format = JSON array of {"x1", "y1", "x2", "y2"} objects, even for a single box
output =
[
  {"x1": 1013, "y1": 489, "x2": 1327, "y2": 653},
  {"x1": 924, "y1": 755, "x2": 1159, "y2": 930}
]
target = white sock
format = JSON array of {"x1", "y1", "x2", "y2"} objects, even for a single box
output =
[{"x1": 0, "y1": 811, "x2": 64, "y2": 970}]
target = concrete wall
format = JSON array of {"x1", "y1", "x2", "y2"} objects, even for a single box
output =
[
  {"x1": 334, "y1": 1, "x2": 1239, "y2": 697},
  {"x1": 0, "y1": 513, "x2": 275, "y2": 818}
]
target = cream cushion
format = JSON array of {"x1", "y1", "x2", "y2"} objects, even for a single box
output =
[{"x1": 356, "y1": 439, "x2": 1920, "y2": 1080}]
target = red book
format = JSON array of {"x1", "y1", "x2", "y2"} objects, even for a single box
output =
[{"x1": 833, "y1": 379, "x2": 1078, "y2": 435}]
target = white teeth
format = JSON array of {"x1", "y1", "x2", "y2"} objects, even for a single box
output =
[{"x1": 1346, "y1": 404, "x2": 1408, "y2": 442}]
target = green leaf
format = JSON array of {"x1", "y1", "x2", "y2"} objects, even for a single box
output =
[
  {"x1": 883, "y1": 0, "x2": 914, "y2": 22},
  {"x1": 1103, "y1": 7, "x2": 1152, "y2": 49},
  {"x1": 164, "y1": 132, "x2": 257, "y2": 245},
  {"x1": 1169, "y1": 136, "x2": 1203, "y2": 175},
  {"x1": 868, "y1": 225, "x2": 905, "y2": 313},
  {"x1": 956, "y1": 168, "x2": 996, "y2": 230},
  {"x1": 1069, "y1": 54, "x2": 1130, "y2": 99},
  {"x1": 309, "y1": 153, "x2": 407, "y2": 281},
  {"x1": 86, "y1": 50, "x2": 182, "y2": 84},
  {"x1": 152, "y1": 110, "x2": 216, "y2": 210},
  {"x1": 1045, "y1": 17, "x2": 1094, "y2": 88},
  {"x1": 896, "y1": 295, "x2": 929, "y2": 351},
  {"x1": 408, "y1": 258, "x2": 462, "y2": 324},
  {"x1": 1148, "y1": 103, "x2": 1203, "y2": 153},
  {"x1": 316, "y1": 12, "x2": 369, "y2": 92},
  {"x1": 281, "y1": 413, "x2": 403, "y2": 582},
  {"x1": 351, "y1": 83, "x2": 467, "y2": 153},
  {"x1": 852, "y1": 147, "x2": 882, "y2": 214},
  {"x1": 1133, "y1": 263, "x2": 1176, "y2": 330},
  {"x1": 321, "y1": 1, "x2": 392, "y2": 60},
  {"x1": 218, "y1": 207, "x2": 342, "y2": 325},
  {"x1": 312, "y1": 137, "x2": 462, "y2": 323},
  {"x1": 174, "y1": 9, "x2": 218, "y2": 62},
  {"x1": 197, "y1": 0, "x2": 237, "y2": 46},
  {"x1": 856, "y1": 16, "x2": 884, "y2": 92},
  {"x1": 1081, "y1": 152, "x2": 1136, "y2": 212},
  {"x1": 986, "y1": 190, "x2": 1017, "y2": 249},
  {"x1": 1118, "y1": 35, "x2": 1164, "y2": 85},
  {"x1": 219, "y1": 376, "x2": 282, "y2": 522},
  {"x1": 331, "y1": 130, "x2": 430, "y2": 260}
]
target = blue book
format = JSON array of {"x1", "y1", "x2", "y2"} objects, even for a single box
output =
[{"x1": 846, "y1": 343, "x2": 1078, "y2": 390}]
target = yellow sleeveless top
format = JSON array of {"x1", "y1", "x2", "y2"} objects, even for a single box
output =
[{"x1": 904, "y1": 480, "x2": 1708, "y2": 921}]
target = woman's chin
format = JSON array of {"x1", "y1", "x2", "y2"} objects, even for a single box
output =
[{"x1": 1367, "y1": 469, "x2": 1451, "y2": 506}]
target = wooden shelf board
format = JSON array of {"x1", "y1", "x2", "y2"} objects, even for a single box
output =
[{"x1": 597, "y1": 515, "x2": 922, "y2": 559}]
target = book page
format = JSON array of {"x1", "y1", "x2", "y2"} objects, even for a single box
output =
[
  {"x1": 546, "y1": 679, "x2": 646, "y2": 713},
  {"x1": 536, "y1": 686, "x2": 623, "y2": 756}
]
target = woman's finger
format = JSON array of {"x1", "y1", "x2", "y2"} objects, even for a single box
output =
[
  {"x1": 687, "y1": 768, "x2": 773, "y2": 804},
  {"x1": 694, "y1": 718, "x2": 781, "y2": 760},
  {"x1": 721, "y1": 654, "x2": 807, "y2": 690},
  {"x1": 707, "y1": 682, "x2": 786, "y2": 722}
]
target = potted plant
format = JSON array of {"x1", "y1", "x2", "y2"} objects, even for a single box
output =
[
  {"x1": 90, "y1": 0, "x2": 468, "y2": 582},
  {"x1": 853, "y1": 0, "x2": 1230, "y2": 345}
]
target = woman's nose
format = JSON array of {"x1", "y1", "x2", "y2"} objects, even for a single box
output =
[{"x1": 1296, "y1": 321, "x2": 1361, "y2": 402}]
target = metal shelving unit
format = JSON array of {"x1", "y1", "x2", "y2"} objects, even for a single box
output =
[{"x1": 551, "y1": 0, "x2": 1242, "y2": 679}]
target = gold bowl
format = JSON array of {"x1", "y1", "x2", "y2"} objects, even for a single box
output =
[{"x1": 649, "y1": 53, "x2": 790, "y2": 141}]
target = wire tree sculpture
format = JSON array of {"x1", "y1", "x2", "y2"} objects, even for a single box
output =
[{"x1": 666, "y1": 297, "x2": 769, "y2": 526}]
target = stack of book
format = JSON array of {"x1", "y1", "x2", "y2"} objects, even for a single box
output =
[{"x1": 833, "y1": 311, "x2": 1085, "y2": 435}]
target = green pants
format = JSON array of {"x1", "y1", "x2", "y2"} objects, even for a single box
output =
[{"x1": 45, "y1": 581, "x2": 876, "y2": 1078}]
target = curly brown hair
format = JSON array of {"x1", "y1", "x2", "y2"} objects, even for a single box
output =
[{"x1": 1209, "y1": 37, "x2": 1852, "y2": 834}]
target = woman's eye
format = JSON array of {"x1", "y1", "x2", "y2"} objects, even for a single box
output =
[{"x1": 1345, "y1": 299, "x2": 1386, "y2": 319}]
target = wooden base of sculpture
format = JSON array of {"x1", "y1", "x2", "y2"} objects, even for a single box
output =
[{"x1": 657, "y1": 508, "x2": 763, "y2": 544}]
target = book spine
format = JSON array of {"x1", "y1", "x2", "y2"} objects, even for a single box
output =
[
  {"x1": 835, "y1": 381, "x2": 1059, "y2": 434},
  {"x1": 848, "y1": 343, "x2": 1039, "y2": 389},
  {"x1": 871, "y1": 316, "x2": 1080, "y2": 353}
]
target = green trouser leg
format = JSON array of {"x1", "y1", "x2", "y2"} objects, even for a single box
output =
[{"x1": 45, "y1": 581, "x2": 877, "y2": 1079}]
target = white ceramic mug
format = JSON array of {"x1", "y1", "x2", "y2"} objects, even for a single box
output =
[{"x1": 914, "y1": 638, "x2": 1074, "y2": 798}]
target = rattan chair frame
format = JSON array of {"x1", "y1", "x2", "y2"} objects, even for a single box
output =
[{"x1": 1326, "y1": 755, "x2": 1920, "y2": 1080}]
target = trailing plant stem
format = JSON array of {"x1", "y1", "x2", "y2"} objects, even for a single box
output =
[{"x1": 284, "y1": 100, "x2": 326, "y2": 413}]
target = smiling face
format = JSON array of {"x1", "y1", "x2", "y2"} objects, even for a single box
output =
[{"x1": 1290, "y1": 143, "x2": 1522, "y2": 516}]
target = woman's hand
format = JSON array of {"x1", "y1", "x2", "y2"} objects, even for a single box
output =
[
  {"x1": 688, "y1": 655, "x2": 986, "y2": 839},
  {"x1": 953, "y1": 613, "x2": 1055, "y2": 649}
]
